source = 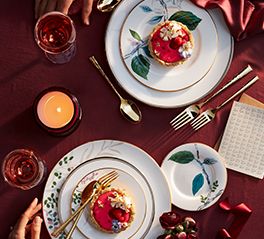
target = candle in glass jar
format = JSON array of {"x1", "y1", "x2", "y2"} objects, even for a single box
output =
[
  {"x1": 37, "y1": 91, "x2": 74, "y2": 128},
  {"x1": 34, "y1": 87, "x2": 82, "y2": 136}
]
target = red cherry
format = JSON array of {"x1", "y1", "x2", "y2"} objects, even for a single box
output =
[
  {"x1": 110, "y1": 208, "x2": 129, "y2": 222},
  {"x1": 183, "y1": 34, "x2": 189, "y2": 41},
  {"x1": 170, "y1": 37, "x2": 183, "y2": 49},
  {"x1": 175, "y1": 37, "x2": 183, "y2": 46}
]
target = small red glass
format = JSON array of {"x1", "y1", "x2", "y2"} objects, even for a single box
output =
[
  {"x1": 1, "y1": 149, "x2": 46, "y2": 190},
  {"x1": 34, "y1": 11, "x2": 76, "y2": 64}
]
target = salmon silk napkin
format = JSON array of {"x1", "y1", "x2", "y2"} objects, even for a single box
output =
[{"x1": 190, "y1": 0, "x2": 264, "y2": 40}]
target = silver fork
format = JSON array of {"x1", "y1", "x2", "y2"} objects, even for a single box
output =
[
  {"x1": 190, "y1": 76, "x2": 259, "y2": 131},
  {"x1": 170, "y1": 65, "x2": 253, "y2": 130}
]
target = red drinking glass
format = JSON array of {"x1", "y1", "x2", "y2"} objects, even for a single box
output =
[
  {"x1": 34, "y1": 11, "x2": 76, "y2": 64},
  {"x1": 2, "y1": 149, "x2": 46, "y2": 190}
]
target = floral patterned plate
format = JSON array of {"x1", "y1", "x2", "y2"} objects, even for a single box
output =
[
  {"x1": 120, "y1": 0, "x2": 218, "y2": 92},
  {"x1": 42, "y1": 140, "x2": 171, "y2": 239},
  {"x1": 105, "y1": 0, "x2": 233, "y2": 108},
  {"x1": 161, "y1": 143, "x2": 227, "y2": 211},
  {"x1": 58, "y1": 158, "x2": 153, "y2": 239}
]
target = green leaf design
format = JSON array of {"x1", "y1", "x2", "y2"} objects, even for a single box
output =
[
  {"x1": 169, "y1": 151, "x2": 194, "y2": 164},
  {"x1": 192, "y1": 173, "x2": 204, "y2": 195},
  {"x1": 169, "y1": 11, "x2": 202, "y2": 31},
  {"x1": 129, "y1": 29, "x2": 142, "y2": 41},
  {"x1": 203, "y1": 157, "x2": 218, "y2": 165},
  {"x1": 131, "y1": 54, "x2": 150, "y2": 80},
  {"x1": 143, "y1": 45, "x2": 152, "y2": 58}
]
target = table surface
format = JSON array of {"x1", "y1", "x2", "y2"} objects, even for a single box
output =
[{"x1": 0, "y1": 1, "x2": 263, "y2": 238}]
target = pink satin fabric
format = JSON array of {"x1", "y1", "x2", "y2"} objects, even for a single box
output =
[{"x1": 191, "y1": 0, "x2": 264, "y2": 40}]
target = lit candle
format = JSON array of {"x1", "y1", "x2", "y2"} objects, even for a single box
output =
[{"x1": 34, "y1": 87, "x2": 82, "y2": 136}]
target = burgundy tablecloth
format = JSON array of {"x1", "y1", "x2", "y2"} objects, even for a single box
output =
[{"x1": 0, "y1": 1, "x2": 263, "y2": 239}]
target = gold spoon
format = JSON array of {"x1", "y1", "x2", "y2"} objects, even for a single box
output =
[
  {"x1": 97, "y1": 0, "x2": 122, "y2": 12},
  {"x1": 65, "y1": 180, "x2": 97, "y2": 239},
  {"x1": 89, "y1": 56, "x2": 142, "y2": 123}
]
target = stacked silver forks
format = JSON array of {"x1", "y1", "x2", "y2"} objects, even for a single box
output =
[{"x1": 170, "y1": 65, "x2": 259, "y2": 131}]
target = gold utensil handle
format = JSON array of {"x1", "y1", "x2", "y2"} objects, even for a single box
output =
[
  {"x1": 216, "y1": 76, "x2": 259, "y2": 110},
  {"x1": 200, "y1": 65, "x2": 253, "y2": 107},
  {"x1": 65, "y1": 208, "x2": 83, "y2": 239},
  {"x1": 89, "y1": 56, "x2": 122, "y2": 99},
  {"x1": 51, "y1": 189, "x2": 96, "y2": 237}
]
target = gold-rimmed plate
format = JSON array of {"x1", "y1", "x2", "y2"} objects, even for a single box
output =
[
  {"x1": 59, "y1": 158, "x2": 153, "y2": 239},
  {"x1": 120, "y1": 0, "x2": 218, "y2": 92},
  {"x1": 105, "y1": 0, "x2": 233, "y2": 108},
  {"x1": 42, "y1": 140, "x2": 171, "y2": 239}
]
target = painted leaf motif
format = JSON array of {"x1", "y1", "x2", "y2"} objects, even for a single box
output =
[
  {"x1": 129, "y1": 29, "x2": 142, "y2": 41},
  {"x1": 192, "y1": 173, "x2": 204, "y2": 195},
  {"x1": 148, "y1": 15, "x2": 163, "y2": 25},
  {"x1": 169, "y1": 151, "x2": 194, "y2": 164},
  {"x1": 131, "y1": 54, "x2": 150, "y2": 80},
  {"x1": 203, "y1": 157, "x2": 218, "y2": 165},
  {"x1": 169, "y1": 11, "x2": 202, "y2": 31},
  {"x1": 143, "y1": 45, "x2": 152, "y2": 58},
  {"x1": 140, "y1": 5, "x2": 153, "y2": 12}
]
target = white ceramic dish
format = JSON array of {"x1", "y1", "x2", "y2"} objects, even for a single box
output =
[
  {"x1": 120, "y1": 0, "x2": 218, "y2": 92},
  {"x1": 161, "y1": 143, "x2": 227, "y2": 211},
  {"x1": 59, "y1": 158, "x2": 153, "y2": 239},
  {"x1": 105, "y1": 0, "x2": 233, "y2": 108},
  {"x1": 43, "y1": 140, "x2": 171, "y2": 239}
]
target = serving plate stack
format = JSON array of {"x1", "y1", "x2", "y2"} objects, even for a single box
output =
[
  {"x1": 105, "y1": 0, "x2": 233, "y2": 108},
  {"x1": 43, "y1": 140, "x2": 171, "y2": 238}
]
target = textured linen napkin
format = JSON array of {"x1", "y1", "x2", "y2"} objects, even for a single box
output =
[{"x1": 190, "y1": 0, "x2": 264, "y2": 40}]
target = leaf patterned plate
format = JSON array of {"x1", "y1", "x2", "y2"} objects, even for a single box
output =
[
  {"x1": 42, "y1": 140, "x2": 171, "y2": 239},
  {"x1": 106, "y1": 0, "x2": 233, "y2": 108},
  {"x1": 120, "y1": 0, "x2": 218, "y2": 92},
  {"x1": 161, "y1": 143, "x2": 227, "y2": 211},
  {"x1": 58, "y1": 158, "x2": 154, "y2": 239}
]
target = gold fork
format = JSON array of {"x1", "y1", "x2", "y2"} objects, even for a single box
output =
[
  {"x1": 170, "y1": 65, "x2": 253, "y2": 131},
  {"x1": 190, "y1": 76, "x2": 259, "y2": 131},
  {"x1": 51, "y1": 170, "x2": 119, "y2": 237}
]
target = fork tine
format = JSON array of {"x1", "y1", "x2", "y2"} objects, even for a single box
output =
[
  {"x1": 192, "y1": 117, "x2": 209, "y2": 130},
  {"x1": 171, "y1": 114, "x2": 193, "y2": 130},
  {"x1": 98, "y1": 170, "x2": 117, "y2": 183},
  {"x1": 170, "y1": 109, "x2": 189, "y2": 124},
  {"x1": 98, "y1": 171, "x2": 118, "y2": 185},
  {"x1": 101, "y1": 174, "x2": 119, "y2": 187}
]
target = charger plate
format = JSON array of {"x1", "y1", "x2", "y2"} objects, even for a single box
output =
[
  {"x1": 42, "y1": 140, "x2": 171, "y2": 239},
  {"x1": 120, "y1": 0, "x2": 218, "y2": 92},
  {"x1": 161, "y1": 143, "x2": 227, "y2": 211},
  {"x1": 105, "y1": 0, "x2": 233, "y2": 108},
  {"x1": 58, "y1": 158, "x2": 153, "y2": 239}
]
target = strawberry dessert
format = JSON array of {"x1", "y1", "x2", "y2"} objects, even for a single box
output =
[
  {"x1": 148, "y1": 20, "x2": 194, "y2": 66},
  {"x1": 89, "y1": 188, "x2": 134, "y2": 233}
]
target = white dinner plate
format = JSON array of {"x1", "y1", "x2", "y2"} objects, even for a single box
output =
[
  {"x1": 120, "y1": 0, "x2": 218, "y2": 92},
  {"x1": 161, "y1": 143, "x2": 227, "y2": 211},
  {"x1": 105, "y1": 0, "x2": 233, "y2": 108},
  {"x1": 58, "y1": 157, "x2": 154, "y2": 239},
  {"x1": 43, "y1": 140, "x2": 171, "y2": 239}
]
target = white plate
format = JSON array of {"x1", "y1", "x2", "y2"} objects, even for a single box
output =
[
  {"x1": 120, "y1": 0, "x2": 218, "y2": 92},
  {"x1": 105, "y1": 0, "x2": 233, "y2": 108},
  {"x1": 161, "y1": 143, "x2": 227, "y2": 211},
  {"x1": 58, "y1": 158, "x2": 154, "y2": 239},
  {"x1": 43, "y1": 140, "x2": 171, "y2": 239}
]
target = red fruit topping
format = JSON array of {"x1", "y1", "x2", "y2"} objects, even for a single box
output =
[
  {"x1": 183, "y1": 34, "x2": 189, "y2": 41},
  {"x1": 174, "y1": 37, "x2": 183, "y2": 46},
  {"x1": 110, "y1": 208, "x2": 129, "y2": 222},
  {"x1": 170, "y1": 37, "x2": 183, "y2": 50}
]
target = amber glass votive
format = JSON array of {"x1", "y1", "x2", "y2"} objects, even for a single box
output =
[{"x1": 33, "y1": 87, "x2": 82, "y2": 136}]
